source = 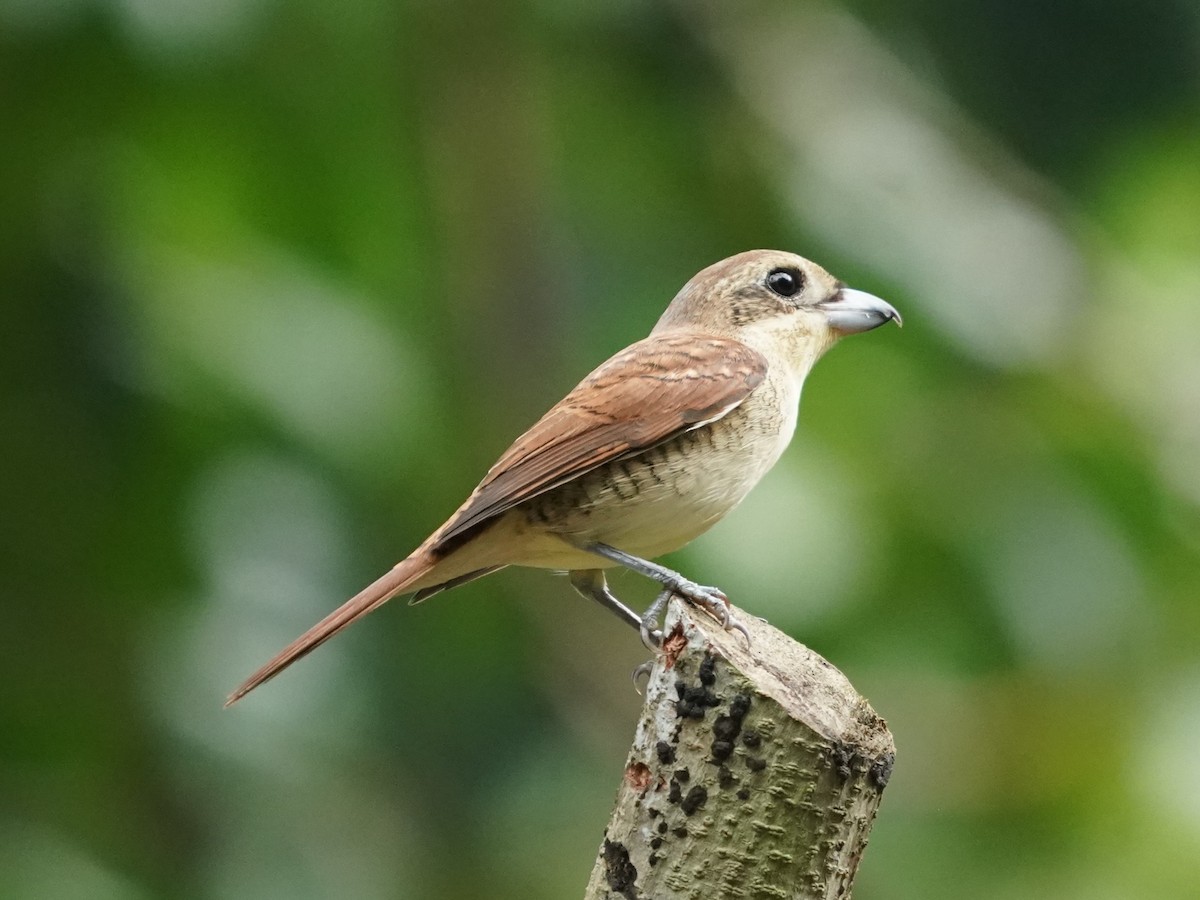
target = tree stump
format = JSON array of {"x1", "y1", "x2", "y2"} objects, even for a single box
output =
[{"x1": 584, "y1": 598, "x2": 895, "y2": 900}]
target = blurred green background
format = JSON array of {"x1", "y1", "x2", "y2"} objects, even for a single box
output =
[{"x1": 3, "y1": 0, "x2": 1199, "y2": 897}]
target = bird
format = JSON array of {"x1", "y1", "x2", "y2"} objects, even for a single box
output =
[{"x1": 226, "y1": 250, "x2": 900, "y2": 705}]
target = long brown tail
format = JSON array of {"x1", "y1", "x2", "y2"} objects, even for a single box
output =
[{"x1": 225, "y1": 554, "x2": 434, "y2": 707}]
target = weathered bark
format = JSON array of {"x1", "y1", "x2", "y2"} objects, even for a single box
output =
[{"x1": 584, "y1": 598, "x2": 895, "y2": 900}]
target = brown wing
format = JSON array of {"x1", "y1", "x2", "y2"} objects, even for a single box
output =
[{"x1": 430, "y1": 333, "x2": 767, "y2": 552}]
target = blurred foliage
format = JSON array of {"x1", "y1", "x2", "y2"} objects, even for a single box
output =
[{"x1": 2, "y1": 0, "x2": 1199, "y2": 898}]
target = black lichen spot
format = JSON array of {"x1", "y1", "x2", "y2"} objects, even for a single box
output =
[
  {"x1": 679, "y1": 703, "x2": 706, "y2": 720},
  {"x1": 711, "y1": 696, "x2": 749, "y2": 761},
  {"x1": 601, "y1": 839, "x2": 638, "y2": 900},
  {"x1": 648, "y1": 807, "x2": 659, "y2": 819},
  {"x1": 680, "y1": 785, "x2": 708, "y2": 816},
  {"x1": 870, "y1": 752, "x2": 895, "y2": 790},
  {"x1": 699, "y1": 653, "x2": 717, "y2": 686},
  {"x1": 711, "y1": 739, "x2": 734, "y2": 762},
  {"x1": 674, "y1": 680, "x2": 687, "y2": 700},
  {"x1": 676, "y1": 683, "x2": 720, "y2": 719},
  {"x1": 718, "y1": 765, "x2": 736, "y2": 789},
  {"x1": 729, "y1": 693, "x2": 752, "y2": 720},
  {"x1": 745, "y1": 756, "x2": 767, "y2": 773},
  {"x1": 736, "y1": 787, "x2": 751, "y2": 801},
  {"x1": 674, "y1": 768, "x2": 690, "y2": 783},
  {"x1": 656, "y1": 741, "x2": 676, "y2": 765},
  {"x1": 741, "y1": 728, "x2": 761, "y2": 748},
  {"x1": 672, "y1": 825, "x2": 689, "y2": 838},
  {"x1": 667, "y1": 779, "x2": 682, "y2": 804},
  {"x1": 656, "y1": 820, "x2": 668, "y2": 835},
  {"x1": 712, "y1": 715, "x2": 741, "y2": 741},
  {"x1": 650, "y1": 837, "x2": 663, "y2": 850},
  {"x1": 832, "y1": 743, "x2": 855, "y2": 780}
]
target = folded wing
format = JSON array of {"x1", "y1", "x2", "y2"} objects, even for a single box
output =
[{"x1": 431, "y1": 332, "x2": 768, "y2": 552}]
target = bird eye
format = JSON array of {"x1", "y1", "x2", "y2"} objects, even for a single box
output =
[{"x1": 766, "y1": 268, "x2": 803, "y2": 298}]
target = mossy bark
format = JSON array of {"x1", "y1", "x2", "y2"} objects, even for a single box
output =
[{"x1": 584, "y1": 598, "x2": 895, "y2": 900}]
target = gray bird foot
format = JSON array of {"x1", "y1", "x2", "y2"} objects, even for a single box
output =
[
  {"x1": 630, "y1": 583, "x2": 754, "y2": 691},
  {"x1": 582, "y1": 542, "x2": 753, "y2": 648},
  {"x1": 664, "y1": 579, "x2": 751, "y2": 646}
]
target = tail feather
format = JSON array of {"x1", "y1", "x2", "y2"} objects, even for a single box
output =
[{"x1": 225, "y1": 554, "x2": 434, "y2": 707}]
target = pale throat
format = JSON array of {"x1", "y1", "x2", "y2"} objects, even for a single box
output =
[
  {"x1": 752, "y1": 314, "x2": 835, "y2": 456},
  {"x1": 741, "y1": 313, "x2": 834, "y2": 384}
]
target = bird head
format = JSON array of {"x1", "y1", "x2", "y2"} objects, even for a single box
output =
[{"x1": 653, "y1": 249, "x2": 901, "y2": 373}]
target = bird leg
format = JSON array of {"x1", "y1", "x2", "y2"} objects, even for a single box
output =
[
  {"x1": 569, "y1": 570, "x2": 658, "y2": 647},
  {"x1": 584, "y1": 542, "x2": 751, "y2": 645},
  {"x1": 639, "y1": 588, "x2": 672, "y2": 651}
]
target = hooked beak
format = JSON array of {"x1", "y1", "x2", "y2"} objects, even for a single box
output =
[{"x1": 818, "y1": 288, "x2": 903, "y2": 334}]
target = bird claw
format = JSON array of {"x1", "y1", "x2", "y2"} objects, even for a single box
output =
[
  {"x1": 639, "y1": 624, "x2": 663, "y2": 654},
  {"x1": 669, "y1": 580, "x2": 749, "y2": 645},
  {"x1": 728, "y1": 615, "x2": 752, "y2": 647},
  {"x1": 631, "y1": 660, "x2": 655, "y2": 693}
]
